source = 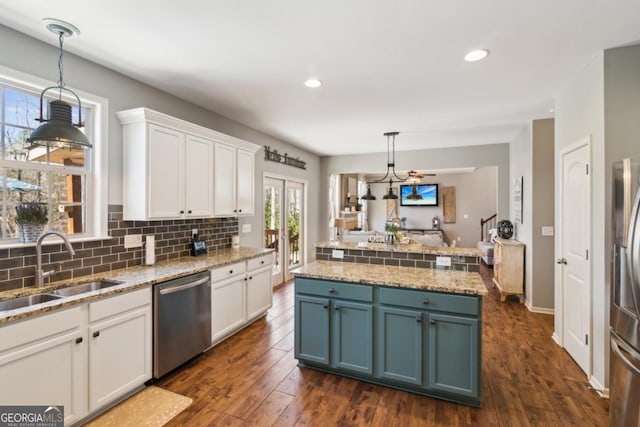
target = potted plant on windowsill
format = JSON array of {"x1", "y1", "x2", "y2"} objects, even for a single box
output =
[{"x1": 15, "y1": 202, "x2": 48, "y2": 243}]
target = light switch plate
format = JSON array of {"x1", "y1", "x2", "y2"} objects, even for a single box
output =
[
  {"x1": 542, "y1": 226, "x2": 554, "y2": 236},
  {"x1": 436, "y1": 256, "x2": 452, "y2": 267},
  {"x1": 242, "y1": 223, "x2": 251, "y2": 233},
  {"x1": 124, "y1": 234, "x2": 143, "y2": 249},
  {"x1": 332, "y1": 249, "x2": 344, "y2": 259}
]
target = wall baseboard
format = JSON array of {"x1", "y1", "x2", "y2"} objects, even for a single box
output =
[
  {"x1": 551, "y1": 332, "x2": 561, "y2": 346},
  {"x1": 525, "y1": 300, "x2": 554, "y2": 315},
  {"x1": 589, "y1": 376, "x2": 609, "y2": 398}
]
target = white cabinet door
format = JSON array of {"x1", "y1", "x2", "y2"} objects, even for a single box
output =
[
  {"x1": 213, "y1": 143, "x2": 237, "y2": 216},
  {"x1": 211, "y1": 275, "x2": 246, "y2": 343},
  {"x1": 185, "y1": 135, "x2": 214, "y2": 217},
  {"x1": 0, "y1": 307, "x2": 87, "y2": 425},
  {"x1": 148, "y1": 124, "x2": 185, "y2": 219},
  {"x1": 236, "y1": 149, "x2": 255, "y2": 215},
  {"x1": 88, "y1": 304, "x2": 152, "y2": 411},
  {"x1": 246, "y1": 266, "x2": 272, "y2": 321}
]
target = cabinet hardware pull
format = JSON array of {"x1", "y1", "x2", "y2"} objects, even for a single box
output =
[
  {"x1": 180, "y1": 210, "x2": 184, "y2": 214},
  {"x1": 328, "y1": 288, "x2": 335, "y2": 293},
  {"x1": 422, "y1": 299, "x2": 430, "y2": 305},
  {"x1": 75, "y1": 337, "x2": 83, "y2": 344},
  {"x1": 261, "y1": 260, "x2": 265, "y2": 264},
  {"x1": 323, "y1": 304, "x2": 329, "y2": 309},
  {"x1": 249, "y1": 276, "x2": 253, "y2": 280},
  {"x1": 430, "y1": 320, "x2": 436, "y2": 325},
  {"x1": 229, "y1": 270, "x2": 233, "y2": 274},
  {"x1": 244, "y1": 277, "x2": 248, "y2": 281},
  {"x1": 239, "y1": 209, "x2": 242, "y2": 212},
  {"x1": 188, "y1": 210, "x2": 192, "y2": 214},
  {"x1": 93, "y1": 331, "x2": 100, "y2": 338},
  {"x1": 233, "y1": 209, "x2": 237, "y2": 213},
  {"x1": 416, "y1": 317, "x2": 422, "y2": 323}
]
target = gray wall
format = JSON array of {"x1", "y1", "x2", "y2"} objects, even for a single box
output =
[
  {"x1": 554, "y1": 51, "x2": 606, "y2": 388},
  {"x1": 320, "y1": 143, "x2": 510, "y2": 245},
  {"x1": 531, "y1": 119, "x2": 555, "y2": 310},
  {"x1": 0, "y1": 24, "x2": 321, "y2": 263}
]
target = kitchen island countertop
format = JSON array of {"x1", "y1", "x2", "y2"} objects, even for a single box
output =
[
  {"x1": 314, "y1": 240, "x2": 483, "y2": 257},
  {"x1": 293, "y1": 260, "x2": 487, "y2": 296}
]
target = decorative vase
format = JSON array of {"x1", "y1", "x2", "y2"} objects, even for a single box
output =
[
  {"x1": 18, "y1": 223, "x2": 46, "y2": 243},
  {"x1": 385, "y1": 232, "x2": 397, "y2": 245}
]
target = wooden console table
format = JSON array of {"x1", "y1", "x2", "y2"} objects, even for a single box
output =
[{"x1": 492, "y1": 238, "x2": 525, "y2": 303}]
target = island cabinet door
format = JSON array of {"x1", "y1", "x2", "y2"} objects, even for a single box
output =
[
  {"x1": 332, "y1": 300, "x2": 373, "y2": 374},
  {"x1": 377, "y1": 306, "x2": 423, "y2": 386},
  {"x1": 295, "y1": 295, "x2": 330, "y2": 365},
  {"x1": 426, "y1": 312, "x2": 480, "y2": 398}
]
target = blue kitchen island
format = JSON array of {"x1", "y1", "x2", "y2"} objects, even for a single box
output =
[{"x1": 293, "y1": 260, "x2": 488, "y2": 407}]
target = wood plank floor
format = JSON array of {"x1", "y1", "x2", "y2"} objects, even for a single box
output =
[{"x1": 157, "y1": 265, "x2": 608, "y2": 426}]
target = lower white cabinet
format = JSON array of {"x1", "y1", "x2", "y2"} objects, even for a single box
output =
[
  {"x1": 0, "y1": 306, "x2": 87, "y2": 425},
  {"x1": 88, "y1": 288, "x2": 152, "y2": 411},
  {"x1": 211, "y1": 253, "x2": 274, "y2": 344},
  {"x1": 0, "y1": 288, "x2": 152, "y2": 424},
  {"x1": 211, "y1": 270, "x2": 247, "y2": 343}
]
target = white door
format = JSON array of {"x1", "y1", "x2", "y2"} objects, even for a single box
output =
[
  {"x1": 264, "y1": 177, "x2": 284, "y2": 285},
  {"x1": 560, "y1": 143, "x2": 591, "y2": 373},
  {"x1": 285, "y1": 181, "x2": 304, "y2": 281},
  {"x1": 263, "y1": 176, "x2": 305, "y2": 286}
]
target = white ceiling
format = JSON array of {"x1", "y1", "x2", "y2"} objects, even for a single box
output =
[{"x1": 1, "y1": 1, "x2": 639, "y2": 156}]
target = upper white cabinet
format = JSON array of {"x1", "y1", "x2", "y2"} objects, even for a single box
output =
[
  {"x1": 213, "y1": 144, "x2": 255, "y2": 216},
  {"x1": 117, "y1": 108, "x2": 259, "y2": 220}
]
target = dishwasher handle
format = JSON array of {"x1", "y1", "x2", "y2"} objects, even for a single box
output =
[{"x1": 159, "y1": 277, "x2": 210, "y2": 295}]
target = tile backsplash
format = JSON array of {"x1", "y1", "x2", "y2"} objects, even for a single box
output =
[{"x1": 0, "y1": 205, "x2": 238, "y2": 292}]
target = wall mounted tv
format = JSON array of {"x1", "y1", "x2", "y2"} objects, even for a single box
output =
[{"x1": 400, "y1": 184, "x2": 439, "y2": 206}]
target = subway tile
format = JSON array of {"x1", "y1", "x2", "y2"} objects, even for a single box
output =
[
  {"x1": 384, "y1": 258, "x2": 400, "y2": 266},
  {"x1": 400, "y1": 260, "x2": 416, "y2": 268},
  {"x1": 392, "y1": 252, "x2": 408, "y2": 259},
  {"x1": 408, "y1": 253, "x2": 424, "y2": 260},
  {"x1": 0, "y1": 257, "x2": 23, "y2": 269},
  {"x1": 370, "y1": 257, "x2": 384, "y2": 265},
  {"x1": 93, "y1": 264, "x2": 111, "y2": 274}
]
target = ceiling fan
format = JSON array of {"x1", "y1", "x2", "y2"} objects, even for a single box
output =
[{"x1": 405, "y1": 170, "x2": 436, "y2": 200}]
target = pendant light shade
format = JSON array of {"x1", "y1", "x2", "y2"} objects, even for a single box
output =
[
  {"x1": 360, "y1": 185, "x2": 376, "y2": 200},
  {"x1": 28, "y1": 19, "x2": 92, "y2": 150},
  {"x1": 405, "y1": 183, "x2": 423, "y2": 200},
  {"x1": 382, "y1": 180, "x2": 398, "y2": 200}
]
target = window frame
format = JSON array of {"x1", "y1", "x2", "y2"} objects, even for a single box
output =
[{"x1": 0, "y1": 65, "x2": 109, "y2": 247}]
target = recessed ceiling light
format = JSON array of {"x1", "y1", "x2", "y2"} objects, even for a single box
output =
[
  {"x1": 304, "y1": 79, "x2": 322, "y2": 88},
  {"x1": 464, "y1": 49, "x2": 489, "y2": 62}
]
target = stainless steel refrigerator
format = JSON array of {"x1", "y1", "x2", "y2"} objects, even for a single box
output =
[{"x1": 611, "y1": 157, "x2": 640, "y2": 426}]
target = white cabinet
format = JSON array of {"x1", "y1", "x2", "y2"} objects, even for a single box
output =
[
  {"x1": 0, "y1": 289, "x2": 152, "y2": 424},
  {"x1": 0, "y1": 307, "x2": 88, "y2": 425},
  {"x1": 211, "y1": 254, "x2": 274, "y2": 344},
  {"x1": 121, "y1": 120, "x2": 213, "y2": 220},
  {"x1": 214, "y1": 144, "x2": 255, "y2": 216},
  {"x1": 246, "y1": 254, "x2": 274, "y2": 321},
  {"x1": 117, "y1": 108, "x2": 259, "y2": 220},
  {"x1": 88, "y1": 288, "x2": 152, "y2": 411},
  {"x1": 211, "y1": 262, "x2": 247, "y2": 343}
]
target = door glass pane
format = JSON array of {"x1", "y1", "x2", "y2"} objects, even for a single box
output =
[
  {"x1": 264, "y1": 182, "x2": 281, "y2": 275},
  {"x1": 287, "y1": 186, "x2": 302, "y2": 269}
]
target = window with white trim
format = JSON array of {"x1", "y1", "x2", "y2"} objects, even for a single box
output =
[{"x1": 0, "y1": 67, "x2": 108, "y2": 244}]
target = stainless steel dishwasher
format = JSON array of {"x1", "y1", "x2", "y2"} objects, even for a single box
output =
[{"x1": 153, "y1": 271, "x2": 211, "y2": 378}]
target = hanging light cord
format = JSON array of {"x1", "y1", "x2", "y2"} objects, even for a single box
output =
[
  {"x1": 369, "y1": 132, "x2": 406, "y2": 184},
  {"x1": 57, "y1": 32, "x2": 66, "y2": 89}
]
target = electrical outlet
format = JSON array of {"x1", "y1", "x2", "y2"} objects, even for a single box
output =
[
  {"x1": 242, "y1": 223, "x2": 251, "y2": 233},
  {"x1": 124, "y1": 234, "x2": 143, "y2": 249},
  {"x1": 332, "y1": 249, "x2": 344, "y2": 259},
  {"x1": 463, "y1": 214, "x2": 469, "y2": 219},
  {"x1": 436, "y1": 256, "x2": 451, "y2": 267},
  {"x1": 192, "y1": 228, "x2": 198, "y2": 238},
  {"x1": 541, "y1": 226, "x2": 554, "y2": 236}
]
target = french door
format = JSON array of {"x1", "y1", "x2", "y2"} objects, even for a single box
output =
[{"x1": 263, "y1": 176, "x2": 305, "y2": 287}]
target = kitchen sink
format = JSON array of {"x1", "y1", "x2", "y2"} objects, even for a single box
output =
[
  {"x1": 50, "y1": 280, "x2": 123, "y2": 297},
  {"x1": 0, "y1": 293, "x2": 63, "y2": 311}
]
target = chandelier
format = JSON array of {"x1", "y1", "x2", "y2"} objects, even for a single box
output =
[
  {"x1": 361, "y1": 132, "x2": 406, "y2": 200},
  {"x1": 28, "y1": 19, "x2": 92, "y2": 150}
]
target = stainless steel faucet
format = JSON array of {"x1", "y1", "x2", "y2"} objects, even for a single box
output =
[{"x1": 35, "y1": 231, "x2": 76, "y2": 288}]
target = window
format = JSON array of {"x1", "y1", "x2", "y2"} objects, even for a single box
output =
[{"x1": 0, "y1": 66, "x2": 108, "y2": 244}]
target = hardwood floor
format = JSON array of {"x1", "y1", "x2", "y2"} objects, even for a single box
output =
[{"x1": 158, "y1": 265, "x2": 609, "y2": 426}]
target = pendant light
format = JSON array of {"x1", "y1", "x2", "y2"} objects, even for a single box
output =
[
  {"x1": 28, "y1": 19, "x2": 92, "y2": 150},
  {"x1": 365, "y1": 132, "x2": 406, "y2": 199}
]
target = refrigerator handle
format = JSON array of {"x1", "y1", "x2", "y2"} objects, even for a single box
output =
[
  {"x1": 612, "y1": 334, "x2": 640, "y2": 377},
  {"x1": 623, "y1": 158, "x2": 632, "y2": 244},
  {"x1": 626, "y1": 182, "x2": 640, "y2": 316}
]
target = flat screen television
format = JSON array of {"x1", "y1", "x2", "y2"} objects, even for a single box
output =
[{"x1": 400, "y1": 184, "x2": 439, "y2": 206}]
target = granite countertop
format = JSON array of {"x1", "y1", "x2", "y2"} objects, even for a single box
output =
[
  {"x1": 293, "y1": 260, "x2": 488, "y2": 296},
  {"x1": 0, "y1": 247, "x2": 273, "y2": 325},
  {"x1": 314, "y1": 241, "x2": 483, "y2": 257}
]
